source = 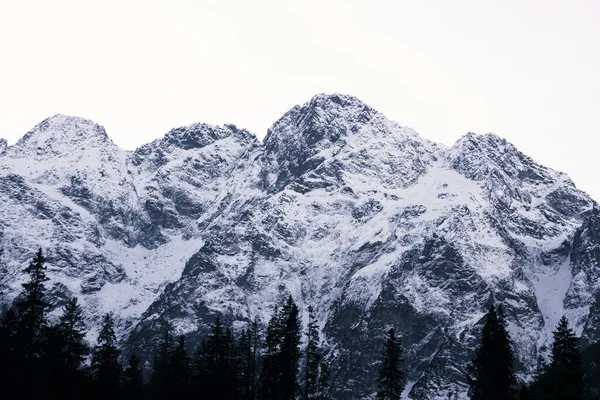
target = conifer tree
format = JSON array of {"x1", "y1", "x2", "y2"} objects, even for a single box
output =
[
  {"x1": 237, "y1": 319, "x2": 259, "y2": 400},
  {"x1": 193, "y1": 339, "x2": 208, "y2": 396},
  {"x1": 223, "y1": 327, "x2": 241, "y2": 399},
  {"x1": 262, "y1": 305, "x2": 283, "y2": 400},
  {"x1": 90, "y1": 313, "x2": 122, "y2": 399},
  {"x1": 305, "y1": 306, "x2": 321, "y2": 400},
  {"x1": 495, "y1": 306, "x2": 516, "y2": 396},
  {"x1": 281, "y1": 296, "x2": 301, "y2": 400},
  {"x1": 238, "y1": 328, "x2": 254, "y2": 400},
  {"x1": 376, "y1": 328, "x2": 405, "y2": 400},
  {"x1": 45, "y1": 297, "x2": 89, "y2": 400},
  {"x1": 57, "y1": 297, "x2": 88, "y2": 371},
  {"x1": 204, "y1": 316, "x2": 225, "y2": 400},
  {"x1": 15, "y1": 248, "x2": 50, "y2": 398},
  {"x1": 170, "y1": 335, "x2": 192, "y2": 400},
  {"x1": 123, "y1": 354, "x2": 144, "y2": 400},
  {"x1": 17, "y1": 248, "x2": 50, "y2": 362},
  {"x1": 261, "y1": 296, "x2": 302, "y2": 400},
  {"x1": 529, "y1": 354, "x2": 550, "y2": 398},
  {"x1": 545, "y1": 316, "x2": 584, "y2": 400},
  {"x1": 151, "y1": 325, "x2": 174, "y2": 400},
  {"x1": 194, "y1": 316, "x2": 240, "y2": 400},
  {"x1": 466, "y1": 304, "x2": 516, "y2": 400}
]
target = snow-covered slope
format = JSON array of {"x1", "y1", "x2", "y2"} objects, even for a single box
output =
[{"x1": 1, "y1": 95, "x2": 598, "y2": 399}]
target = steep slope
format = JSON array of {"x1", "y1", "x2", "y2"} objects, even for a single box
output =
[
  {"x1": 1, "y1": 95, "x2": 599, "y2": 399},
  {"x1": 0, "y1": 116, "x2": 257, "y2": 338},
  {"x1": 124, "y1": 95, "x2": 599, "y2": 399}
]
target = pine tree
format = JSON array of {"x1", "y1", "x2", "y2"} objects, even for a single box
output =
[
  {"x1": 262, "y1": 305, "x2": 283, "y2": 400},
  {"x1": 223, "y1": 327, "x2": 241, "y2": 399},
  {"x1": 90, "y1": 313, "x2": 122, "y2": 399},
  {"x1": 466, "y1": 304, "x2": 516, "y2": 400},
  {"x1": 193, "y1": 339, "x2": 208, "y2": 396},
  {"x1": 495, "y1": 306, "x2": 516, "y2": 396},
  {"x1": 261, "y1": 296, "x2": 302, "y2": 400},
  {"x1": 16, "y1": 248, "x2": 50, "y2": 362},
  {"x1": 529, "y1": 354, "x2": 550, "y2": 398},
  {"x1": 151, "y1": 325, "x2": 174, "y2": 400},
  {"x1": 545, "y1": 316, "x2": 584, "y2": 400},
  {"x1": 236, "y1": 319, "x2": 259, "y2": 400},
  {"x1": 170, "y1": 335, "x2": 191, "y2": 399},
  {"x1": 123, "y1": 354, "x2": 144, "y2": 400},
  {"x1": 281, "y1": 296, "x2": 301, "y2": 400},
  {"x1": 14, "y1": 248, "x2": 50, "y2": 398},
  {"x1": 194, "y1": 316, "x2": 240, "y2": 400},
  {"x1": 305, "y1": 306, "x2": 321, "y2": 400},
  {"x1": 376, "y1": 328, "x2": 405, "y2": 400},
  {"x1": 238, "y1": 328, "x2": 254, "y2": 400},
  {"x1": 57, "y1": 297, "x2": 88, "y2": 371},
  {"x1": 45, "y1": 297, "x2": 89, "y2": 400},
  {"x1": 204, "y1": 316, "x2": 225, "y2": 400}
]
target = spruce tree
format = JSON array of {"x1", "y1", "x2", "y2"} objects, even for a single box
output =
[
  {"x1": 305, "y1": 306, "x2": 321, "y2": 400},
  {"x1": 90, "y1": 313, "x2": 122, "y2": 399},
  {"x1": 261, "y1": 296, "x2": 302, "y2": 400},
  {"x1": 151, "y1": 325, "x2": 174, "y2": 400},
  {"x1": 281, "y1": 296, "x2": 301, "y2": 400},
  {"x1": 376, "y1": 328, "x2": 405, "y2": 400},
  {"x1": 545, "y1": 316, "x2": 584, "y2": 400},
  {"x1": 194, "y1": 316, "x2": 240, "y2": 400},
  {"x1": 204, "y1": 316, "x2": 225, "y2": 400},
  {"x1": 193, "y1": 339, "x2": 208, "y2": 396},
  {"x1": 123, "y1": 354, "x2": 144, "y2": 400},
  {"x1": 16, "y1": 248, "x2": 50, "y2": 362},
  {"x1": 236, "y1": 319, "x2": 259, "y2": 400},
  {"x1": 45, "y1": 297, "x2": 89, "y2": 400},
  {"x1": 15, "y1": 248, "x2": 50, "y2": 398},
  {"x1": 57, "y1": 297, "x2": 88, "y2": 371},
  {"x1": 466, "y1": 304, "x2": 516, "y2": 400},
  {"x1": 223, "y1": 327, "x2": 241, "y2": 399},
  {"x1": 171, "y1": 335, "x2": 192, "y2": 400},
  {"x1": 238, "y1": 328, "x2": 254, "y2": 400},
  {"x1": 262, "y1": 305, "x2": 283, "y2": 400},
  {"x1": 495, "y1": 306, "x2": 516, "y2": 396}
]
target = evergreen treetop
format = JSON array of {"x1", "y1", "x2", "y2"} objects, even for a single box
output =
[
  {"x1": 17, "y1": 248, "x2": 50, "y2": 360},
  {"x1": 466, "y1": 304, "x2": 515, "y2": 400},
  {"x1": 90, "y1": 313, "x2": 122, "y2": 397},
  {"x1": 376, "y1": 328, "x2": 405, "y2": 400}
]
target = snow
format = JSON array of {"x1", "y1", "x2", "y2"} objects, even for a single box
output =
[{"x1": 1, "y1": 94, "x2": 598, "y2": 399}]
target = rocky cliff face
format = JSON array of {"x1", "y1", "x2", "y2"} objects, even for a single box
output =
[{"x1": 0, "y1": 94, "x2": 598, "y2": 399}]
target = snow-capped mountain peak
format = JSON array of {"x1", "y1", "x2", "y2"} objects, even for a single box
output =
[
  {"x1": 1, "y1": 95, "x2": 599, "y2": 400},
  {"x1": 9, "y1": 114, "x2": 111, "y2": 156}
]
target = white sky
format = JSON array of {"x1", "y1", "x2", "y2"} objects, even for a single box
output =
[{"x1": 1, "y1": 1, "x2": 599, "y2": 199}]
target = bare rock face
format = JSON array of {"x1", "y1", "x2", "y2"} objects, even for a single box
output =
[{"x1": 1, "y1": 95, "x2": 598, "y2": 399}]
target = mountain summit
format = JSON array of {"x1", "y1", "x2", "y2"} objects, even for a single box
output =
[{"x1": 0, "y1": 94, "x2": 598, "y2": 399}]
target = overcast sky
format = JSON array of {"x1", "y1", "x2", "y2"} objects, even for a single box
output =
[{"x1": 1, "y1": 1, "x2": 599, "y2": 198}]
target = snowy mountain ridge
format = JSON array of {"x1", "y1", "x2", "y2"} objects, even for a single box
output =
[{"x1": 1, "y1": 94, "x2": 599, "y2": 399}]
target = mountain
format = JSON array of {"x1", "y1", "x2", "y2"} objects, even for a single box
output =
[{"x1": 1, "y1": 94, "x2": 599, "y2": 399}]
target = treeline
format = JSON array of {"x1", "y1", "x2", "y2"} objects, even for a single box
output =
[
  {"x1": 1, "y1": 248, "x2": 599, "y2": 400},
  {"x1": 0, "y1": 249, "x2": 337, "y2": 400}
]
